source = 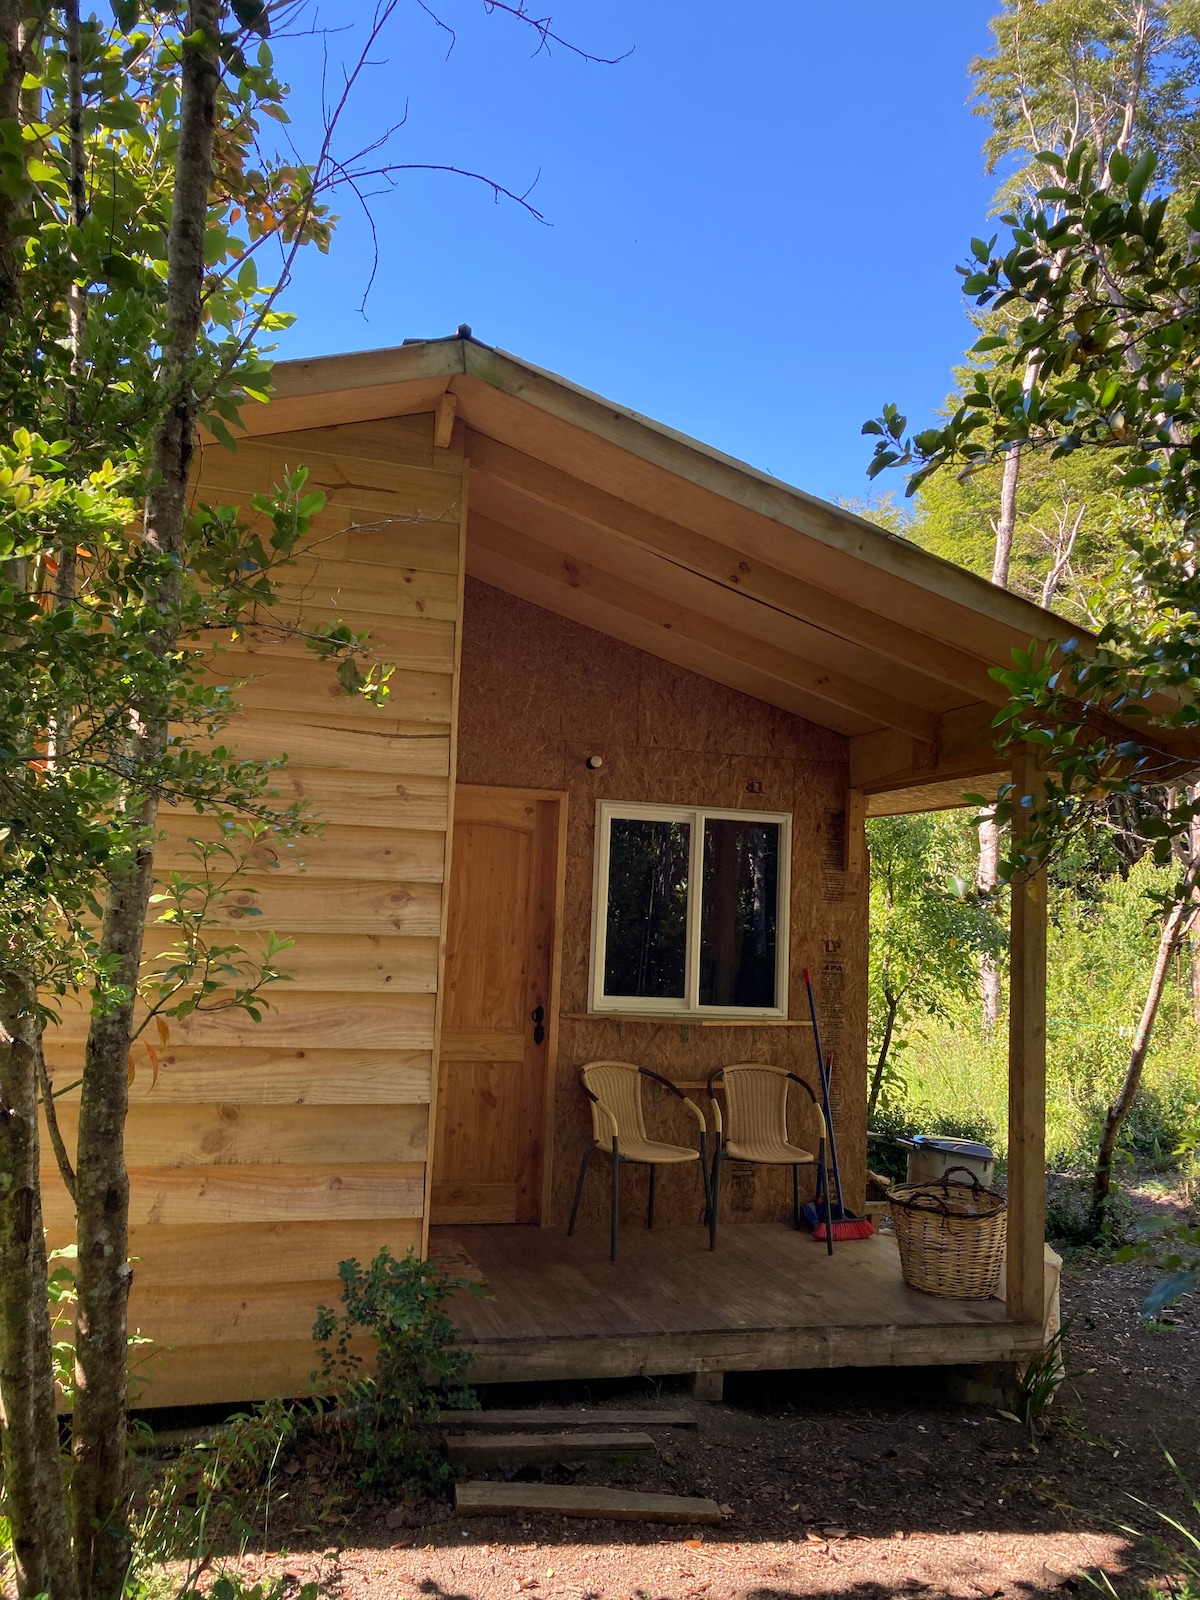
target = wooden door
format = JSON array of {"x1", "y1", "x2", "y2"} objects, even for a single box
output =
[{"x1": 431, "y1": 786, "x2": 565, "y2": 1225}]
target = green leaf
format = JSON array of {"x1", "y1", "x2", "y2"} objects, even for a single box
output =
[
  {"x1": 1127, "y1": 148, "x2": 1156, "y2": 208},
  {"x1": 231, "y1": 0, "x2": 271, "y2": 35},
  {"x1": 1143, "y1": 1270, "x2": 1199, "y2": 1319},
  {"x1": 96, "y1": 98, "x2": 142, "y2": 131}
]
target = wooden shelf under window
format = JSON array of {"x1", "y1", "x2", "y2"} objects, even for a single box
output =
[{"x1": 559, "y1": 1013, "x2": 813, "y2": 1027}]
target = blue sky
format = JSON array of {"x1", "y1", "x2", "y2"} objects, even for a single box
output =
[{"x1": 271, "y1": 2, "x2": 1000, "y2": 504}]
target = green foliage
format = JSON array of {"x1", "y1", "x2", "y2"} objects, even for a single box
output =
[
  {"x1": 881, "y1": 851, "x2": 1200, "y2": 1179},
  {"x1": 1045, "y1": 1172, "x2": 1135, "y2": 1249},
  {"x1": 1120, "y1": 1212, "x2": 1200, "y2": 1316},
  {"x1": 311, "y1": 1248, "x2": 479, "y2": 1494},
  {"x1": 1015, "y1": 1317, "x2": 1075, "y2": 1440},
  {"x1": 972, "y1": 1, "x2": 1200, "y2": 204},
  {"x1": 908, "y1": 446, "x2": 1122, "y2": 619},
  {"x1": 135, "y1": 1398, "x2": 298, "y2": 1586},
  {"x1": 867, "y1": 812, "x2": 1005, "y2": 1115},
  {"x1": 180, "y1": 1577, "x2": 318, "y2": 1600},
  {"x1": 867, "y1": 139, "x2": 1200, "y2": 882}
]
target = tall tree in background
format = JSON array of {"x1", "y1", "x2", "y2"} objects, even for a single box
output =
[
  {"x1": 866, "y1": 100, "x2": 1200, "y2": 1232},
  {"x1": 916, "y1": 0, "x2": 1200, "y2": 1030}
]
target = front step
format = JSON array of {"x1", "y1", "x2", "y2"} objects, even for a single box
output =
[
  {"x1": 445, "y1": 1429, "x2": 656, "y2": 1466},
  {"x1": 455, "y1": 1480, "x2": 722, "y2": 1525},
  {"x1": 439, "y1": 1407, "x2": 696, "y2": 1431}
]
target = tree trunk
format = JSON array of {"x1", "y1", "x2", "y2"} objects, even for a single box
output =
[
  {"x1": 1091, "y1": 860, "x2": 1200, "y2": 1233},
  {"x1": 867, "y1": 988, "x2": 900, "y2": 1121},
  {"x1": 70, "y1": 9, "x2": 222, "y2": 1596},
  {"x1": 0, "y1": 973, "x2": 79, "y2": 1600},
  {"x1": 977, "y1": 811, "x2": 1003, "y2": 1029},
  {"x1": 976, "y1": 436, "x2": 1024, "y2": 1028}
]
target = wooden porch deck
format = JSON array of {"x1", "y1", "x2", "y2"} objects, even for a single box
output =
[{"x1": 431, "y1": 1223, "x2": 1044, "y2": 1386}]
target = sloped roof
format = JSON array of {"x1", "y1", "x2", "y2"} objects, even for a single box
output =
[{"x1": 245, "y1": 334, "x2": 1195, "y2": 805}]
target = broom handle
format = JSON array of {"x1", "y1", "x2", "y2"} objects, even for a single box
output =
[{"x1": 803, "y1": 968, "x2": 845, "y2": 1213}]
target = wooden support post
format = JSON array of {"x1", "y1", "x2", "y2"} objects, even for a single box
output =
[
  {"x1": 1007, "y1": 746, "x2": 1047, "y2": 1327},
  {"x1": 845, "y1": 787, "x2": 866, "y2": 876},
  {"x1": 691, "y1": 1369, "x2": 724, "y2": 1404}
]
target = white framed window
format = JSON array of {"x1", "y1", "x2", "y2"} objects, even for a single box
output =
[{"x1": 588, "y1": 801, "x2": 791, "y2": 1019}]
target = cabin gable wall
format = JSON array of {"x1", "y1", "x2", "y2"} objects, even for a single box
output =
[
  {"x1": 43, "y1": 411, "x2": 467, "y2": 1408},
  {"x1": 455, "y1": 578, "x2": 869, "y2": 1231}
]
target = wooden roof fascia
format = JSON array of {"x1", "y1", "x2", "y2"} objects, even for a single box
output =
[
  {"x1": 465, "y1": 431, "x2": 1008, "y2": 709},
  {"x1": 451, "y1": 347, "x2": 1088, "y2": 664},
  {"x1": 467, "y1": 517, "x2": 878, "y2": 737},
  {"x1": 244, "y1": 336, "x2": 1065, "y2": 669},
  {"x1": 236, "y1": 343, "x2": 464, "y2": 438}
]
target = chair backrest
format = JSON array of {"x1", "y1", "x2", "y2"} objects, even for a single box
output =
[
  {"x1": 580, "y1": 1061, "x2": 648, "y2": 1147},
  {"x1": 719, "y1": 1063, "x2": 793, "y2": 1146}
]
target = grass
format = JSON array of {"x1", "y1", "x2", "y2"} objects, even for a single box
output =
[{"x1": 880, "y1": 1008, "x2": 1200, "y2": 1177}]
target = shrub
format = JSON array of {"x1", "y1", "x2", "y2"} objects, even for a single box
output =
[
  {"x1": 1045, "y1": 1172, "x2": 1134, "y2": 1249},
  {"x1": 312, "y1": 1247, "x2": 479, "y2": 1494}
]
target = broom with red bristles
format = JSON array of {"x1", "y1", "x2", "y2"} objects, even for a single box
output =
[{"x1": 801, "y1": 967, "x2": 876, "y2": 1242}]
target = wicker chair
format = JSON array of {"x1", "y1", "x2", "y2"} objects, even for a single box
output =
[
  {"x1": 706, "y1": 1063, "x2": 833, "y2": 1254},
  {"x1": 567, "y1": 1061, "x2": 709, "y2": 1261}
]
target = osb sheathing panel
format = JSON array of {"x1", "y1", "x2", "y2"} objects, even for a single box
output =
[{"x1": 455, "y1": 579, "x2": 868, "y2": 1231}]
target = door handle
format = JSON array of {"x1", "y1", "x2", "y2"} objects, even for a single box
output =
[{"x1": 531, "y1": 1005, "x2": 545, "y2": 1045}]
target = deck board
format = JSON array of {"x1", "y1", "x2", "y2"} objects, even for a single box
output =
[{"x1": 432, "y1": 1223, "x2": 1043, "y2": 1383}]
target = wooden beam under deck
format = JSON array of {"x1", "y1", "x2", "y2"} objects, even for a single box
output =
[{"x1": 431, "y1": 1224, "x2": 1044, "y2": 1386}]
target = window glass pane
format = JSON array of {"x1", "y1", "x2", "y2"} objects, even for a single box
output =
[
  {"x1": 699, "y1": 819, "x2": 780, "y2": 1008},
  {"x1": 603, "y1": 818, "x2": 690, "y2": 1000}
]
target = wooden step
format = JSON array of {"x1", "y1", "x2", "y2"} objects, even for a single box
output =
[
  {"x1": 455, "y1": 1481, "x2": 722, "y2": 1525},
  {"x1": 439, "y1": 1407, "x2": 696, "y2": 1431},
  {"x1": 445, "y1": 1430, "x2": 656, "y2": 1466}
]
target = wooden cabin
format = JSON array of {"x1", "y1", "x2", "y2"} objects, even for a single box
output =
[{"x1": 43, "y1": 333, "x2": 1178, "y2": 1406}]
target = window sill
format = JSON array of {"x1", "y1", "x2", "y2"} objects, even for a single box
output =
[{"x1": 561, "y1": 1012, "x2": 812, "y2": 1027}]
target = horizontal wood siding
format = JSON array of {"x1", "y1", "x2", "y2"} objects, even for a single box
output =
[{"x1": 43, "y1": 412, "x2": 465, "y2": 1407}]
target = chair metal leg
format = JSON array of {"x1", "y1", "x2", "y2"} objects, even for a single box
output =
[
  {"x1": 819, "y1": 1139, "x2": 834, "y2": 1256},
  {"x1": 647, "y1": 1162, "x2": 656, "y2": 1229},
  {"x1": 792, "y1": 1164, "x2": 801, "y2": 1229},
  {"x1": 708, "y1": 1143, "x2": 722, "y2": 1251},
  {"x1": 568, "y1": 1144, "x2": 594, "y2": 1236},
  {"x1": 610, "y1": 1138, "x2": 620, "y2": 1262}
]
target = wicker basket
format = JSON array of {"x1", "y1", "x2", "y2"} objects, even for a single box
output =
[{"x1": 887, "y1": 1165, "x2": 1007, "y2": 1300}]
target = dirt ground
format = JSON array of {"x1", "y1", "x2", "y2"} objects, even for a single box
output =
[{"x1": 174, "y1": 1192, "x2": 1200, "y2": 1600}]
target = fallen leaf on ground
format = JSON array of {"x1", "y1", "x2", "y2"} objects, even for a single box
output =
[
  {"x1": 515, "y1": 1581, "x2": 539, "y2": 1592},
  {"x1": 1043, "y1": 1567, "x2": 1078, "y2": 1591}
]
